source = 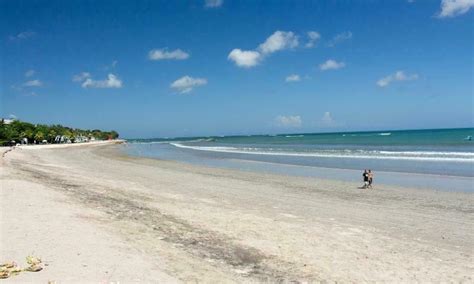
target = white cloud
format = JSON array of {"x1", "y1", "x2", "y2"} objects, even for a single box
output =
[
  {"x1": 10, "y1": 84, "x2": 20, "y2": 91},
  {"x1": 228, "y1": 30, "x2": 299, "y2": 68},
  {"x1": 23, "y1": 79, "x2": 42, "y2": 87},
  {"x1": 72, "y1": 72, "x2": 91, "y2": 82},
  {"x1": 20, "y1": 70, "x2": 42, "y2": 89},
  {"x1": 319, "y1": 59, "x2": 345, "y2": 71},
  {"x1": 327, "y1": 31, "x2": 352, "y2": 47},
  {"x1": 258, "y1": 31, "x2": 299, "y2": 54},
  {"x1": 25, "y1": 70, "x2": 35, "y2": 77},
  {"x1": 321, "y1": 112, "x2": 336, "y2": 127},
  {"x1": 315, "y1": 112, "x2": 342, "y2": 128},
  {"x1": 437, "y1": 0, "x2": 474, "y2": 18},
  {"x1": 74, "y1": 72, "x2": 122, "y2": 89},
  {"x1": 170, "y1": 76, "x2": 207, "y2": 94},
  {"x1": 9, "y1": 31, "x2": 35, "y2": 41},
  {"x1": 305, "y1": 31, "x2": 321, "y2": 48},
  {"x1": 148, "y1": 49, "x2": 190, "y2": 60},
  {"x1": 377, "y1": 71, "x2": 419, "y2": 87},
  {"x1": 275, "y1": 115, "x2": 302, "y2": 128},
  {"x1": 81, "y1": 74, "x2": 123, "y2": 89},
  {"x1": 205, "y1": 0, "x2": 223, "y2": 8},
  {"x1": 285, "y1": 74, "x2": 301, "y2": 82},
  {"x1": 227, "y1": 49, "x2": 262, "y2": 68},
  {"x1": 103, "y1": 60, "x2": 118, "y2": 70}
]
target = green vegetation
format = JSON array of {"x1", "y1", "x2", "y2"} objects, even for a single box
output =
[{"x1": 0, "y1": 119, "x2": 119, "y2": 146}]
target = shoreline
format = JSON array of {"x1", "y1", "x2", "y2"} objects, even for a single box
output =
[
  {"x1": 1, "y1": 143, "x2": 472, "y2": 282},
  {"x1": 124, "y1": 143, "x2": 474, "y2": 193},
  {"x1": 117, "y1": 146, "x2": 467, "y2": 193},
  {"x1": 6, "y1": 140, "x2": 472, "y2": 191}
]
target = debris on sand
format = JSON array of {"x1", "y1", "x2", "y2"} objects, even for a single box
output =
[
  {"x1": 0, "y1": 256, "x2": 44, "y2": 279},
  {"x1": 24, "y1": 264, "x2": 43, "y2": 272},
  {"x1": 0, "y1": 268, "x2": 11, "y2": 279},
  {"x1": 0, "y1": 262, "x2": 16, "y2": 269},
  {"x1": 26, "y1": 255, "x2": 42, "y2": 266}
]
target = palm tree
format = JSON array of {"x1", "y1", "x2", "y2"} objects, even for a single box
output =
[
  {"x1": 34, "y1": 131, "x2": 44, "y2": 142},
  {"x1": 48, "y1": 130, "x2": 57, "y2": 143}
]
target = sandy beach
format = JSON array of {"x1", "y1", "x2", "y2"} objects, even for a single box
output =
[{"x1": 1, "y1": 142, "x2": 473, "y2": 282}]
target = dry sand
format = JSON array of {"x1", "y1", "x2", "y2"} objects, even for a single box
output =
[{"x1": 1, "y1": 142, "x2": 473, "y2": 282}]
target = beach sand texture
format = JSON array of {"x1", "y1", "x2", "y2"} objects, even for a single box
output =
[{"x1": 1, "y1": 143, "x2": 473, "y2": 282}]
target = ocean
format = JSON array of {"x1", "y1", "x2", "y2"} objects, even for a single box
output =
[{"x1": 125, "y1": 128, "x2": 474, "y2": 191}]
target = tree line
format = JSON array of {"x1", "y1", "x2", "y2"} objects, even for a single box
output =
[{"x1": 0, "y1": 119, "x2": 119, "y2": 146}]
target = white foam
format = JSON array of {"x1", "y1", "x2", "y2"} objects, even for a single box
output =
[
  {"x1": 170, "y1": 143, "x2": 474, "y2": 163},
  {"x1": 131, "y1": 138, "x2": 210, "y2": 145},
  {"x1": 343, "y1": 132, "x2": 392, "y2": 137}
]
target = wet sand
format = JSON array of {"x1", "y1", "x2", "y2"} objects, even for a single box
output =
[{"x1": 1, "y1": 143, "x2": 473, "y2": 282}]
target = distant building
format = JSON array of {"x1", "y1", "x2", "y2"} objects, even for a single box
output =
[
  {"x1": 1, "y1": 118, "x2": 14, "y2": 125},
  {"x1": 54, "y1": 135, "x2": 71, "y2": 144},
  {"x1": 73, "y1": 136, "x2": 89, "y2": 143}
]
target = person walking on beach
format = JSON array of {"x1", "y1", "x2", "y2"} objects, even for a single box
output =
[
  {"x1": 368, "y1": 170, "x2": 374, "y2": 189},
  {"x1": 362, "y1": 169, "x2": 369, "y2": 189}
]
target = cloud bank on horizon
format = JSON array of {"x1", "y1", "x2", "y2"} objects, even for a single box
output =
[{"x1": 275, "y1": 115, "x2": 302, "y2": 128}]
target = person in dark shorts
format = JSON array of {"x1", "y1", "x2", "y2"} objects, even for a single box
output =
[{"x1": 362, "y1": 169, "x2": 369, "y2": 188}]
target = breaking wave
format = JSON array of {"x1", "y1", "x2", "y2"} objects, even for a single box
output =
[{"x1": 170, "y1": 143, "x2": 474, "y2": 163}]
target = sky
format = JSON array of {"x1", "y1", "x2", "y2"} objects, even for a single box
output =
[{"x1": 1, "y1": 0, "x2": 473, "y2": 138}]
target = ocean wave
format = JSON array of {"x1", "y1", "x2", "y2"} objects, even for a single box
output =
[
  {"x1": 285, "y1": 135, "x2": 304, "y2": 138},
  {"x1": 377, "y1": 150, "x2": 474, "y2": 157},
  {"x1": 129, "y1": 141, "x2": 173, "y2": 144},
  {"x1": 170, "y1": 143, "x2": 474, "y2": 162},
  {"x1": 130, "y1": 138, "x2": 212, "y2": 144},
  {"x1": 342, "y1": 132, "x2": 392, "y2": 137}
]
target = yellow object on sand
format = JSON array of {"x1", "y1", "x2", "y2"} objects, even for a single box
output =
[
  {"x1": 10, "y1": 266, "x2": 23, "y2": 274},
  {"x1": 0, "y1": 256, "x2": 43, "y2": 279},
  {"x1": 26, "y1": 256, "x2": 42, "y2": 266},
  {"x1": 25, "y1": 264, "x2": 43, "y2": 272},
  {"x1": 0, "y1": 267, "x2": 12, "y2": 279},
  {"x1": 0, "y1": 261, "x2": 16, "y2": 269}
]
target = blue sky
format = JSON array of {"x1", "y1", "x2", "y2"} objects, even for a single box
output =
[{"x1": 1, "y1": 0, "x2": 473, "y2": 138}]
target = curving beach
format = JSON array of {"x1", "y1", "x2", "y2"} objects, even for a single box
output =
[{"x1": 1, "y1": 142, "x2": 472, "y2": 282}]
